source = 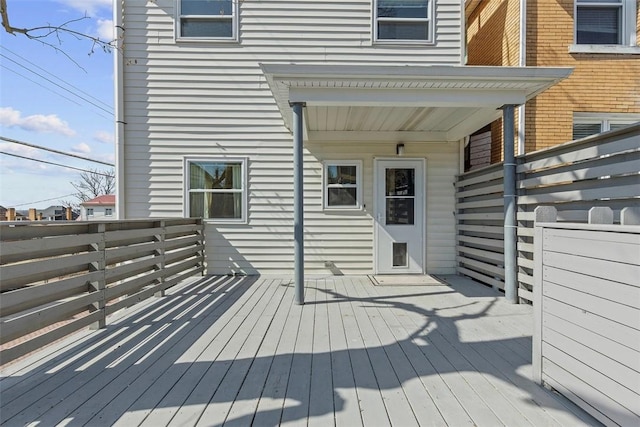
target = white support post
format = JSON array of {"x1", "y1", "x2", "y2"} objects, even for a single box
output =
[{"x1": 532, "y1": 206, "x2": 556, "y2": 384}]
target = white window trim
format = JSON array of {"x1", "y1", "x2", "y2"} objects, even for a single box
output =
[
  {"x1": 176, "y1": 0, "x2": 239, "y2": 42},
  {"x1": 571, "y1": 0, "x2": 638, "y2": 52},
  {"x1": 105, "y1": 208, "x2": 113, "y2": 217},
  {"x1": 573, "y1": 112, "x2": 640, "y2": 137},
  {"x1": 184, "y1": 157, "x2": 248, "y2": 224},
  {"x1": 323, "y1": 160, "x2": 364, "y2": 211},
  {"x1": 86, "y1": 208, "x2": 94, "y2": 217},
  {"x1": 372, "y1": 0, "x2": 435, "y2": 45}
]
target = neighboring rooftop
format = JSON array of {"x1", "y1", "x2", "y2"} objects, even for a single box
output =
[{"x1": 81, "y1": 195, "x2": 115, "y2": 206}]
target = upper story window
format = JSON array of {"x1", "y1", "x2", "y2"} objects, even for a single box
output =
[
  {"x1": 186, "y1": 158, "x2": 247, "y2": 222},
  {"x1": 575, "y1": 0, "x2": 637, "y2": 45},
  {"x1": 87, "y1": 208, "x2": 94, "y2": 217},
  {"x1": 105, "y1": 208, "x2": 113, "y2": 216},
  {"x1": 374, "y1": 0, "x2": 432, "y2": 43},
  {"x1": 178, "y1": 0, "x2": 237, "y2": 40}
]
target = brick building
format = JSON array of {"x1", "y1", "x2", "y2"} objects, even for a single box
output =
[{"x1": 466, "y1": 0, "x2": 640, "y2": 164}]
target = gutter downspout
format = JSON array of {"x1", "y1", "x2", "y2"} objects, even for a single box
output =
[
  {"x1": 517, "y1": 0, "x2": 527, "y2": 155},
  {"x1": 114, "y1": 0, "x2": 126, "y2": 219}
]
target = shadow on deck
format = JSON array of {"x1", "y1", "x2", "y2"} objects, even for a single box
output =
[{"x1": 0, "y1": 275, "x2": 598, "y2": 426}]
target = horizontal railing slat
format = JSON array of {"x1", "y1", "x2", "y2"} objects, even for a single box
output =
[
  {"x1": 0, "y1": 272, "x2": 98, "y2": 317},
  {"x1": 0, "y1": 218, "x2": 204, "y2": 364}
]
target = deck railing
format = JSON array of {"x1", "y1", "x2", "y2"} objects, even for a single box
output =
[
  {"x1": 456, "y1": 123, "x2": 640, "y2": 303},
  {"x1": 0, "y1": 218, "x2": 204, "y2": 365}
]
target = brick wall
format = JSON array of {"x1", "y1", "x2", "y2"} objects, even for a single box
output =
[
  {"x1": 467, "y1": 0, "x2": 522, "y2": 162},
  {"x1": 525, "y1": 0, "x2": 640, "y2": 151},
  {"x1": 466, "y1": 0, "x2": 640, "y2": 156}
]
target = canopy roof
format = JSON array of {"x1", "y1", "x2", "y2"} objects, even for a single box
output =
[{"x1": 261, "y1": 64, "x2": 572, "y2": 142}]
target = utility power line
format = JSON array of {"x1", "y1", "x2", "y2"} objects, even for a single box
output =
[
  {"x1": 0, "y1": 45, "x2": 113, "y2": 109},
  {"x1": 0, "y1": 45, "x2": 113, "y2": 111},
  {"x1": 0, "y1": 53, "x2": 113, "y2": 116},
  {"x1": 0, "y1": 65, "x2": 112, "y2": 120},
  {"x1": 12, "y1": 193, "x2": 78, "y2": 207},
  {"x1": 0, "y1": 151, "x2": 114, "y2": 176},
  {"x1": 1, "y1": 136, "x2": 114, "y2": 167}
]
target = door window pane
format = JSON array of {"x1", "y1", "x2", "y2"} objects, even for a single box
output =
[
  {"x1": 386, "y1": 198, "x2": 415, "y2": 225},
  {"x1": 386, "y1": 168, "x2": 415, "y2": 196}
]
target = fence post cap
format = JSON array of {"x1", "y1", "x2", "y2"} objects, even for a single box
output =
[{"x1": 534, "y1": 206, "x2": 557, "y2": 223}]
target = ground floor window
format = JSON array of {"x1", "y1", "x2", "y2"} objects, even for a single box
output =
[
  {"x1": 573, "y1": 113, "x2": 640, "y2": 139},
  {"x1": 323, "y1": 160, "x2": 363, "y2": 210},
  {"x1": 186, "y1": 158, "x2": 247, "y2": 222}
]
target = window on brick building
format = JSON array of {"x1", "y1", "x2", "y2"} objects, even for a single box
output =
[
  {"x1": 572, "y1": 113, "x2": 640, "y2": 139},
  {"x1": 575, "y1": 0, "x2": 637, "y2": 45}
]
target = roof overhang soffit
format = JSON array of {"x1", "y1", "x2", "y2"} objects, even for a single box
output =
[{"x1": 261, "y1": 64, "x2": 572, "y2": 142}]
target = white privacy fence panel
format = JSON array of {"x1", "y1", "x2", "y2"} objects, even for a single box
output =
[
  {"x1": 533, "y1": 208, "x2": 640, "y2": 426},
  {"x1": 456, "y1": 123, "x2": 640, "y2": 303}
]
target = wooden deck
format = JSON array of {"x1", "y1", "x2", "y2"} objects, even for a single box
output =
[{"x1": 0, "y1": 275, "x2": 598, "y2": 426}]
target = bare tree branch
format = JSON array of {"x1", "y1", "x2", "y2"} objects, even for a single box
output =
[
  {"x1": 0, "y1": 0, "x2": 116, "y2": 70},
  {"x1": 69, "y1": 168, "x2": 116, "y2": 204}
]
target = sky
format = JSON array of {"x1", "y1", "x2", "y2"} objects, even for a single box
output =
[{"x1": 0, "y1": 0, "x2": 115, "y2": 209}]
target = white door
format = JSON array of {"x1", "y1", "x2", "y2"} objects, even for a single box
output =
[{"x1": 375, "y1": 159, "x2": 424, "y2": 274}]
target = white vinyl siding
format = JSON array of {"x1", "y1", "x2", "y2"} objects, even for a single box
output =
[{"x1": 121, "y1": 0, "x2": 462, "y2": 275}]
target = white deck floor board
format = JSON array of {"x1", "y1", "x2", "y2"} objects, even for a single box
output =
[
  {"x1": 222, "y1": 279, "x2": 296, "y2": 427},
  {"x1": 250, "y1": 280, "x2": 304, "y2": 427},
  {"x1": 0, "y1": 275, "x2": 600, "y2": 427},
  {"x1": 307, "y1": 279, "x2": 336, "y2": 427},
  {"x1": 325, "y1": 278, "x2": 363, "y2": 427},
  {"x1": 334, "y1": 277, "x2": 391, "y2": 427}
]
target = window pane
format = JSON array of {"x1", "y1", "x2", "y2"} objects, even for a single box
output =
[
  {"x1": 386, "y1": 168, "x2": 415, "y2": 196},
  {"x1": 328, "y1": 188, "x2": 357, "y2": 206},
  {"x1": 386, "y1": 198, "x2": 414, "y2": 225},
  {"x1": 609, "y1": 122, "x2": 637, "y2": 130},
  {"x1": 181, "y1": 0, "x2": 232, "y2": 16},
  {"x1": 393, "y1": 242, "x2": 408, "y2": 267},
  {"x1": 181, "y1": 18, "x2": 232, "y2": 38},
  {"x1": 378, "y1": 21, "x2": 428, "y2": 40},
  {"x1": 190, "y1": 192, "x2": 242, "y2": 219},
  {"x1": 573, "y1": 123, "x2": 602, "y2": 139},
  {"x1": 378, "y1": 0, "x2": 428, "y2": 18},
  {"x1": 576, "y1": 7, "x2": 620, "y2": 44},
  {"x1": 327, "y1": 165, "x2": 357, "y2": 185},
  {"x1": 190, "y1": 162, "x2": 242, "y2": 190}
]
